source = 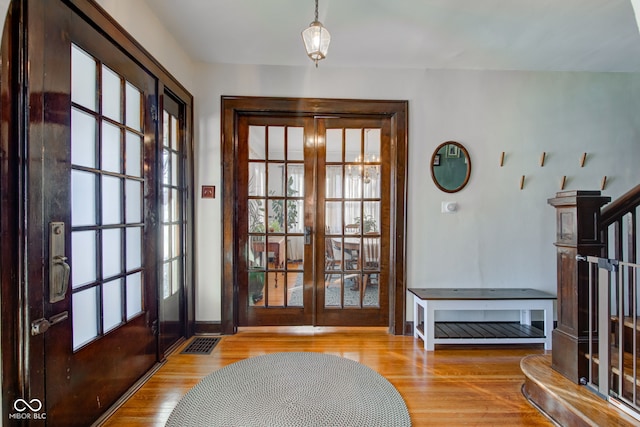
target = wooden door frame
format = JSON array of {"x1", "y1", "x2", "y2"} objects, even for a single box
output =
[
  {"x1": 0, "y1": 0, "x2": 195, "y2": 421},
  {"x1": 221, "y1": 96, "x2": 408, "y2": 335}
]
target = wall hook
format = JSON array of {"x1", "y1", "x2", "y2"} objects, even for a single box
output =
[
  {"x1": 560, "y1": 175, "x2": 567, "y2": 190},
  {"x1": 601, "y1": 176, "x2": 607, "y2": 191},
  {"x1": 580, "y1": 152, "x2": 587, "y2": 168},
  {"x1": 499, "y1": 152, "x2": 505, "y2": 167},
  {"x1": 520, "y1": 175, "x2": 525, "y2": 190},
  {"x1": 539, "y1": 152, "x2": 546, "y2": 167}
]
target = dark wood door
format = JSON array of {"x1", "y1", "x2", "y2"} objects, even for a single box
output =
[
  {"x1": 238, "y1": 115, "x2": 315, "y2": 325},
  {"x1": 315, "y1": 117, "x2": 390, "y2": 326},
  {"x1": 4, "y1": 3, "x2": 159, "y2": 425},
  {"x1": 237, "y1": 115, "x2": 390, "y2": 327},
  {"x1": 158, "y1": 93, "x2": 188, "y2": 355}
]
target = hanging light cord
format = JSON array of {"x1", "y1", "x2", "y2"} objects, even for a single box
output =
[{"x1": 314, "y1": 0, "x2": 319, "y2": 22}]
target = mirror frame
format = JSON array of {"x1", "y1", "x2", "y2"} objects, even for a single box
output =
[{"x1": 430, "y1": 141, "x2": 471, "y2": 193}]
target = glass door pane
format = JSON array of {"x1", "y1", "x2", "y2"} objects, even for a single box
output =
[
  {"x1": 70, "y1": 44, "x2": 145, "y2": 350},
  {"x1": 247, "y1": 125, "x2": 305, "y2": 309},
  {"x1": 321, "y1": 121, "x2": 383, "y2": 311},
  {"x1": 159, "y1": 94, "x2": 187, "y2": 354}
]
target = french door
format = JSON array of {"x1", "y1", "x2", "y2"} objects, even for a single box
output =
[
  {"x1": 49, "y1": 12, "x2": 158, "y2": 426},
  {"x1": 237, "y1": 115, "x2": 390, "y2": 326},
  {"x1": 0, "y1": 2, "x2": 163, "y2": 425}
]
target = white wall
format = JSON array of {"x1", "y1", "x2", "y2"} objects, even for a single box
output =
[
  {"x1": 96, "y1": 0, "x2": 195, "y2": 92},
  {"x1": 193, "y1": 63, "x2": 640, "y2": 322}
]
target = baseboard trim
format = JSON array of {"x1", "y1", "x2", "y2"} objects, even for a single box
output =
[
  {"x1": 194, "y1": 321, "x2": 222, "y2": 334},
  {"x1": 404, "y1": 321, "x2": 413, "y2": 336}
]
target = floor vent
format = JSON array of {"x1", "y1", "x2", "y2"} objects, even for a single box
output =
[{"x1": 181, "y1": 337, "x2": 220, "y2": 355}]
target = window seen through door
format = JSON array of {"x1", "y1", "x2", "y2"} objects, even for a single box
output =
[{"x1": 162, "y1": 109, "x2": 185, "y2": 299}]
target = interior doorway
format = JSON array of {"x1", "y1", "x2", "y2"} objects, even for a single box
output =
[{"x1": 221, "y1": 97, "x2": 408, "y2": 334}]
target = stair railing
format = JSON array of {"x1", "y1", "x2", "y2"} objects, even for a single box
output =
[
  {"x1": 577, "y1": 183, "x2": 640, "y2": 419},
  {"x1": 580, "y1": 255, "x2": 640, "y2": 420}
]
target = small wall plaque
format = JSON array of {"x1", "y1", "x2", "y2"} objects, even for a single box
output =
[{"x1": 201, "y1": 185, "x2": 215, "y2": 199}]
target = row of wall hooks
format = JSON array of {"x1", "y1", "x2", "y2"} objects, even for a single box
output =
[
  {"x1": 500, "y1": 151, "x2": 588, "y2": 167},
  {"x1": 518, "y1": 175, "x2": 607, "y2": 190}
]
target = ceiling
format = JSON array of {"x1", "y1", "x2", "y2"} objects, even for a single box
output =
[{"x1": 144, "y1": 0, "x2": 640, "y2": 72}]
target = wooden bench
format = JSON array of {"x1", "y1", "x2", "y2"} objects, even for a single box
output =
[{"x1": 409, "y1": 288, "x2": 556, "y2": 351}]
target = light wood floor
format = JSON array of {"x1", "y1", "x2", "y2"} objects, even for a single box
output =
[{"x1": 100, "y1": 327, "x2": 554, "y2": 426}]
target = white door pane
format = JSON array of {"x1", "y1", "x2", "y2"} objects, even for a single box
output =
[
  {"x1": 73, "y1": 287, "x2": 98, "y2": 350},
  {"x1": 162, "y1": 188, "x2": 170, "y2": 223},
  {"x1": 71, "y1": 108, "x2": 96, "y2": 168},
  {"x1": 71, "y1": 45, "x2": 96, "y2": 111},
  {"x1": 325, "y1": 202, "x2": 342, "y2": 234},
  {"x1": 325, "y1": 166, "x2": 343, "y2": 199},
  {"x1": 249, "y1": 162, "x2": 265, "y2": 197},
  {"x1": 102, "y1": 65, "x2": 122, "y2": 122},
  {"x1": 171, "y1": 259, "x2": 179, "y2": 295},
  {"x1": 102, "y1": 176, "x2": 122, "y2": 224},
  {"x1": 72, "y1": 170, "x2": 96, "y2": 227},
  {"x1": 287, "y1": 127, "x2": 304, "y2": 160},
  {"x1": 326, "y1": 129, "x2": 342, "y2": 162},
  {"x1": 162, "y1": 149, "x2": 170, "y2": 185},
  {"x1": 162, "y1": 263, "x2": 171, "y2": 299},
  {"x1": 126, "y1": 227, "x2": 142, "y2": 271},
  {"x1": 171, "y1": 153, "x2": 178, "y2": 186},
  {"x1": 268, "y1": 127, "x2": 285, "y2": 160},
  {"x1": 171, "y1": 116, "x2": 178, "y2": 150},
  {"x1": 268, "y1": 163, "x2": 284, "y2": 196},
  {"x1": 125, "y1": 179, "x2": 142, "y2": 223},
  {"x1": 126, "y1": 131, "x2": 142, "y2": 177},
  {"x1": 101, "y1": 121, "x2": 121, "y2": 173},
  {"x1": 125, "y1": 82, "x2": 141, "y2": 131},
  {"x1": 249, "y1": 126, "x2": 265, "y2": 160},
  {"x1": 103, "y1": 279, "x2": 123, "y2": 332},
  {"x1": 171, "y1": 225, "x2": 181, "y2": 258},
  {"x1": 126, "y1": 272, "x2": 143, "y2": 319},
  {"x1": 170, "y1": 189, "x2": 178, "y2": 222},
  {"x1": 345, "y1": 129, "x2": 361, "y2": 162},
  {"x1": 71, "y1": 231, "x2": 96, "y2": 288},
  {"x1": 102, "y1": 228, "x2": 122, "y2": 279},
  {"x1": 163, "y1": 225, "x2": 170, "y2": 261}
]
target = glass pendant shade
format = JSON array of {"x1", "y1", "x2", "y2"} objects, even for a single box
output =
[{"x1": 302, "y1": 21, "x2": 331, "y2": 66}]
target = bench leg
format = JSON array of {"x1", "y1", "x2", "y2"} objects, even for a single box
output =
[
  {"x1": 413, "y1": 297, "x2": 420, "y2": 339},
  {"x1": 544, "y1": 302, "x2": 554, "y2": 350},
  {"x1": 425, "y1": 302, "x2": 435, "y2": 351}
]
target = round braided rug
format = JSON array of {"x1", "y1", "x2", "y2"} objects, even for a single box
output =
[{"x1": 166, "y1": 352, "x2": 411, "y2": 426}]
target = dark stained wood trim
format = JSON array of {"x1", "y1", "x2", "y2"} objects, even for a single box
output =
[
  {"x1": 194, "y1": 321, "x2": 223, "y2": 335},
  {"x1": 0, "y1": 1, "x2": 26, "y2": 417},
  {"x1": 221, "y1": 96, "x2": 408, "y2": 335}
]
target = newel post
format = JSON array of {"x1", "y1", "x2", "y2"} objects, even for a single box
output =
[{"x1": 547, "y1": 190, "x2": 610, "y2": 383}]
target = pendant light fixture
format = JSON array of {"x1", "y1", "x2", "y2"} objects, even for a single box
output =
[{"x1": 301, "y1": 0, "x2": 331, "y2": 67}]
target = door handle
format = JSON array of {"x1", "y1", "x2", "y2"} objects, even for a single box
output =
[
  {"x1": 31, "y1": 311, "x2": 69, "y2": 336},
  {"x1": 50, "y1": 222, "x2": 70, "y2": 303},
  {"x1": 304, "y1": 226, "x2": 312, "y2": 245}
]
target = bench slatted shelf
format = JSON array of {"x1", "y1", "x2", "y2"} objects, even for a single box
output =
[{"x1": 409, "y1": 288, "x2": 556, "y2": 351}]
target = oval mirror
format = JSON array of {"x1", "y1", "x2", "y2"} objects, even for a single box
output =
[{"x1": 430, "y1": 141, "x2": 471, "y2": 193}]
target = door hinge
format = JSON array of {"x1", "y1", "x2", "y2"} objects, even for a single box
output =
[{"x1": 150, "y1": 104, "x2": 158, "y2": 122}]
